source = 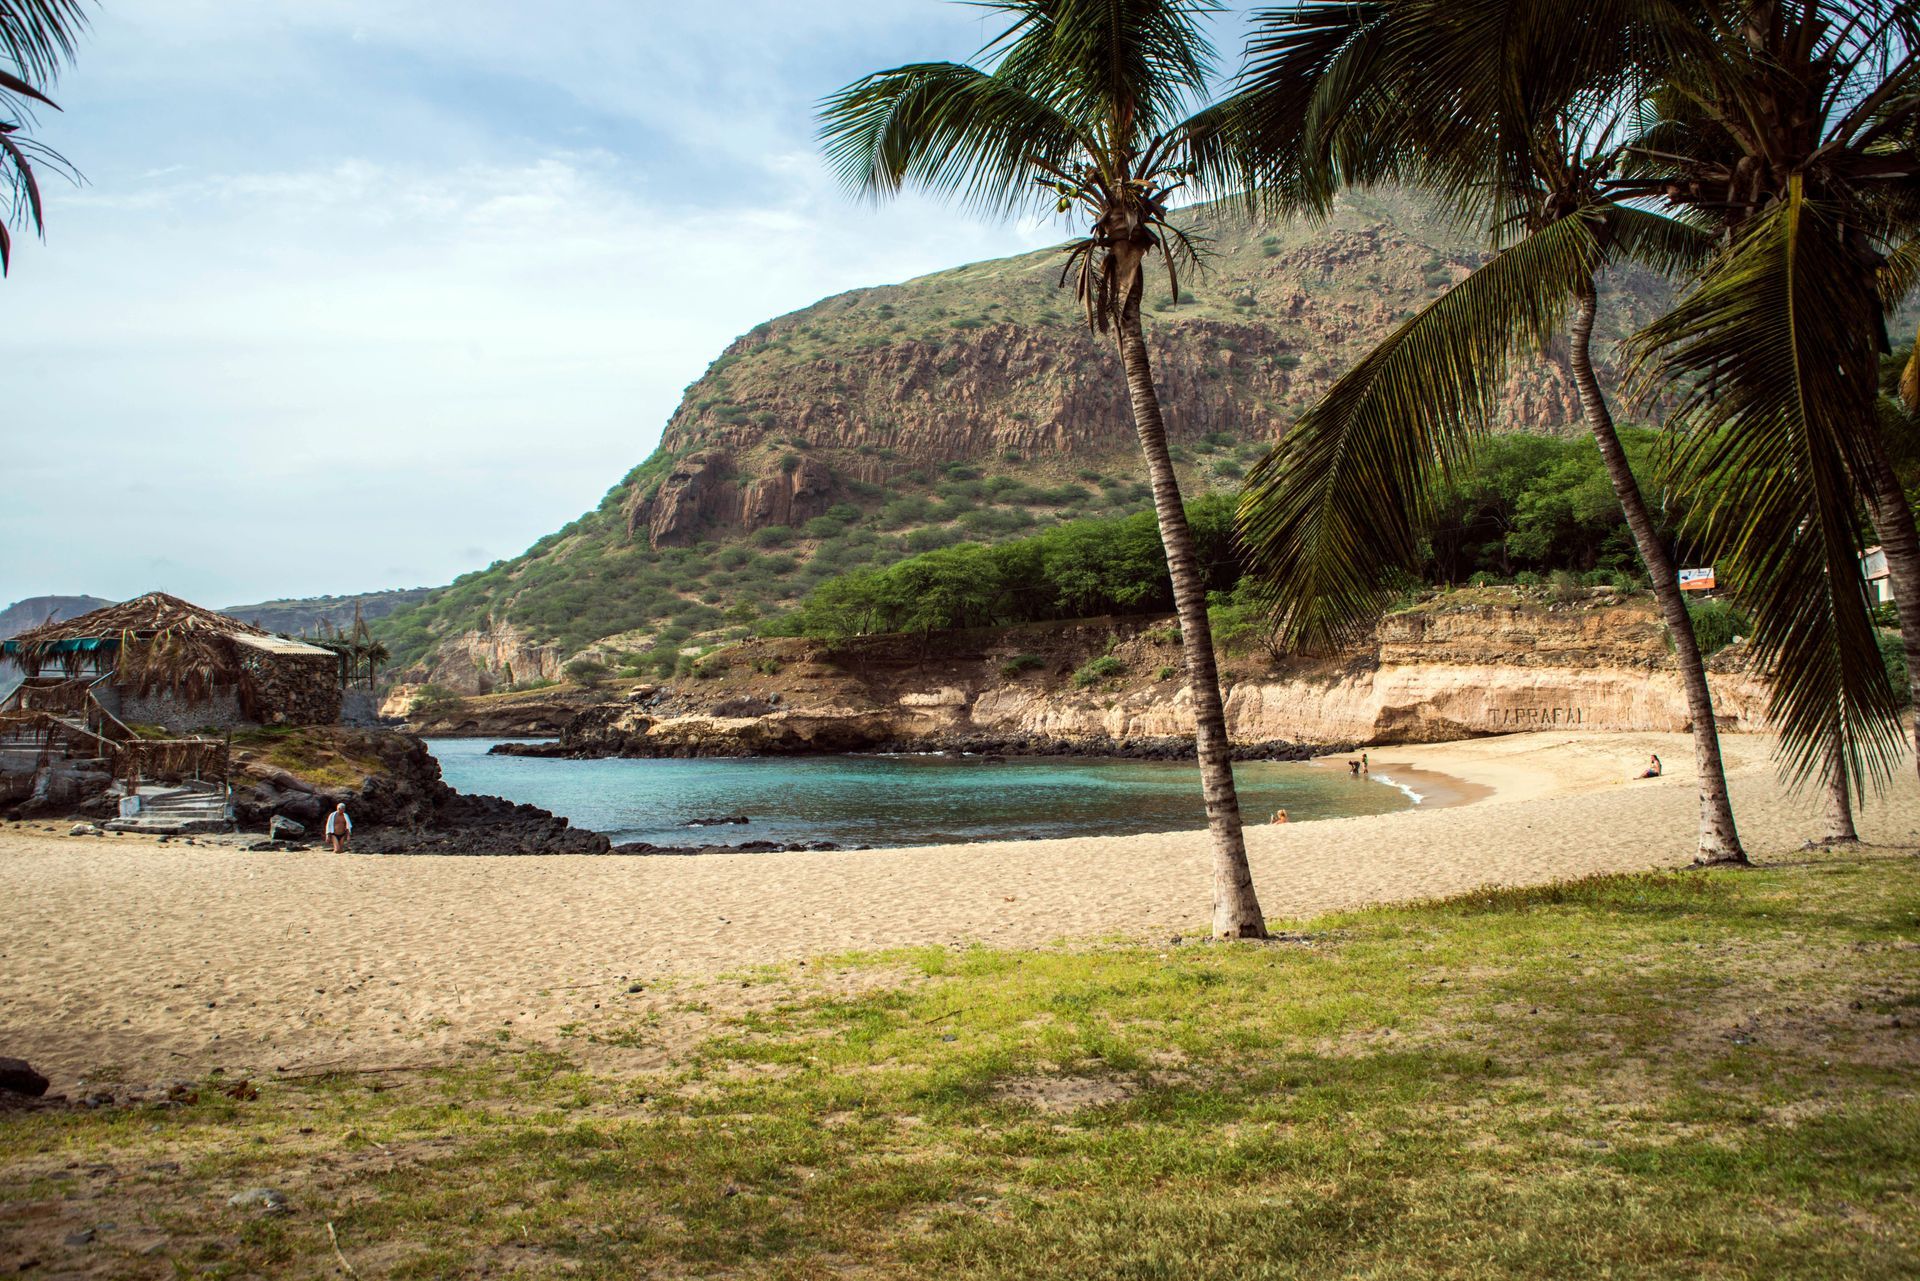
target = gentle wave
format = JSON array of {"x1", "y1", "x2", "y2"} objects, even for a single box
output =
[{"x1": 1371, "y1": 773, "x2": 1424, "y2": 805}]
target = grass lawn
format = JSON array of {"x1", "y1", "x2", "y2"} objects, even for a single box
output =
[{"x1": 3, "y1": 850, "x2": 1916, "y2": 1278}]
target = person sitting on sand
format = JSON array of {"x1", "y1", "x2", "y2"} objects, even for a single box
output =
[
  {"x1": 1639, "y1": 754, "x2": 1662, "y2": 780},
  {"x1": 324, "y1": 803, "x2": 352, "y2": 853}
]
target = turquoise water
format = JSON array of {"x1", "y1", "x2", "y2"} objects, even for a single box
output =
[{"x1": 426, "y1": 740, "x2": 1423, "y2": 848}]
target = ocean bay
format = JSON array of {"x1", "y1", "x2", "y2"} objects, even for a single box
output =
[{"x1": 426, "y1": 738, "x2": 1436, "y2": 848}]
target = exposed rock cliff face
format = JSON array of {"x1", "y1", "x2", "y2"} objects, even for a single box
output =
[{"x1": 482, "y1": 592, "x2": 1770, "y2": 759}]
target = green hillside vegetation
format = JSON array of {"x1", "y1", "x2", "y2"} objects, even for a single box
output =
[
  {"x1": 377, "y1": 453, "x2": 1168, "y2": 671},
  {"x1": 771, "y1": 431, "x2": 1680, "y2": 650},
  {"x1": 371, "y1": 190, "x2": 1678, "y2": 683}
]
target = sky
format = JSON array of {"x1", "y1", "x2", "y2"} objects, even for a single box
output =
[{"x1": 2, "y1": 2, "x2": 1259, "y2": 609}]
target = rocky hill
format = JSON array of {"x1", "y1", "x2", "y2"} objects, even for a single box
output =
[
  {"x1": 375, "y1": 188, "x2": 1677, "y2": 692},
  {"x1": 0, "y1": 595, "x2": 115, "y2": 639},
  {"x1": 222, "y1": 588, "x2": 434, "y2": 636}
]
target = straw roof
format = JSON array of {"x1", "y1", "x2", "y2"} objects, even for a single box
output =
[
  {"x1": 4, "y1": 592, "x2": 275, "y2": 705},
  {"x1": 6, "y1": 592, "x2": 266, "y2": 652}
]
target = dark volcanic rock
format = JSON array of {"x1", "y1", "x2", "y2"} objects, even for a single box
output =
[
  {"x1": 356, "y1": 791, "x2": 609, "y2": 855},
  {"x1": 0, "y1": 1057, "x2": 50, "y2": 1098}
]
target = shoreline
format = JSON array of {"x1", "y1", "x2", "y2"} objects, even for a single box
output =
[{"x1": 4, "y1": 729, "x2": 1914, "y2": 1085}]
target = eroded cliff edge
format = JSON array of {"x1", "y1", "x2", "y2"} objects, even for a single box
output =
[{"x1": 411, "y1": 589, "x2": 1770, "y2": 758}]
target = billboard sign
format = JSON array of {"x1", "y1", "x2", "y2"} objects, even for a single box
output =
[{"x1": 1677, "y1": 567, "x2": 1716, "y2": 591}]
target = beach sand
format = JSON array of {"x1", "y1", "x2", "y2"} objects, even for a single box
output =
[{"x1": 3, "y1": 730, "x2": 1915, "y2": 1086}]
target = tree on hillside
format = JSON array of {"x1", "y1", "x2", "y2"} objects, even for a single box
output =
[
  {"x1": 1617, "y1": 0, "x2": 1920, "y2": 834},
  {"x1": 1223, "y1": 0, "x2": 1749, "y2": 862},
  {"x1": 0, "y1": 0, "x2": 87, "y2": 273},
  {"x1": 821, "y1": 0, "x2": 1271, "y2": 937}
]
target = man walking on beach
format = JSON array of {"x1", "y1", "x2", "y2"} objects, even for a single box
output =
[{"x1": 325, "y1": 803, "x2": 352, "y2": 853}]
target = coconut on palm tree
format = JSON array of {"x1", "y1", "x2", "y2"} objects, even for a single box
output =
[
  {"x1": 1222, "y1": 0, "x2": 1749, "y2": 862},
  {"x1": 820, "y1": 0, "x2": 1269, "y2": 937}
]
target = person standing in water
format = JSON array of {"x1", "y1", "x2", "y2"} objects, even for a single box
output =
[
  {"x1": 325, "y1": 803, "x2": 352, "y2": 852},
  {"x1": 1361, "y1": 752, "x2": 1369, "y2": 775}
]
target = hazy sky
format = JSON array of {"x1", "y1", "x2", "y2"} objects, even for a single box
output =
[{"x1": 5, "y1": 2, "x2": 1254, "y2": 608}]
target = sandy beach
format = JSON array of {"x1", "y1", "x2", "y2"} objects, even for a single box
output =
[{"x1": 3, "y1": 729, "x2": 1915, "y2": 1086}]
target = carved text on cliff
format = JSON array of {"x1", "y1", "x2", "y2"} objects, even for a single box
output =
[{"x1": 1487, "y1": 706, "x2": 1586, "y2": 727}]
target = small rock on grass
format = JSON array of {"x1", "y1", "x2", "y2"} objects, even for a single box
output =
[{"x1": 226, "y1": 1187, "x2": 288, "y2": 1213}]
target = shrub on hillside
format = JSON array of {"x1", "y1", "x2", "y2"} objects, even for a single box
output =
[
  {"x1": 999, "y1": 653, "x2": 1045, "y2": 677},
  {"x1": 409, "y1": 683, "x2": 465, "y2": 715},
  {"x1": 1072, "y1": 656, "x2": 1126, "y2": 688},
  {"x1": 1684, "y1": 597, "x2": 1752, "y2": 657},
  {"x1": 566, "y1": 658, "x2": 610, "y2": 689}
]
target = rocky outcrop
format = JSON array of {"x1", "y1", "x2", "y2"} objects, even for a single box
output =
[
  {"x1": 388, "y1": 618, "x2": 565, "y2": 699},
  {"x1": 626, "y1": 452, "x2": 841, "y2": 550},
  {"x1": 229, "y1": 728, "x2": 608, "y2": 854}
]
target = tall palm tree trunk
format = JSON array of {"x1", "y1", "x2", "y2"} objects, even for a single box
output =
[
  {"x1": 1856, "y1": 434, "x2": 1920, "y2": 772},
  {"x1": 1824, "y1": 740, "x2": 1859, "y2": 843},
  {"x1": 1115, "y1": 274, "x2": 1268, "y2": 939},
  {"x1": 1570, "y1": 282, "x2": 1747, "y2": 864}
]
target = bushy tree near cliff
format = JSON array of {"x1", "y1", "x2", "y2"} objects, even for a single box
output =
[
  {"x1": 820, "y1": 0, "x2": 1272, "y2": 937},
  {"x1": 0, "y1": 0, "x2": 87, "y2": 274}
]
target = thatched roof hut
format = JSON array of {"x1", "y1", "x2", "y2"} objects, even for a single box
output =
[
  {"x1": 5, "y1": 593, "x2": 265, "y2": 694},
  {"x1": 2, "y1": 593, "x2": 343, "y2": 728}
]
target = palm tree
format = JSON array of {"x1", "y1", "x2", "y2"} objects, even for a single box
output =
[
  {"x1": 821, "y1": 0, "x2": 1269, "y2": 936},
  {"x1": 1223, "y1": 0, "x2": 1749, "y2": 862},
  {"x1": 0, "y1": 0, "x2": 87, "y2": 274},
  {"x1": 1620, "y1": 0, "x2": 1918, "y2": 812}
]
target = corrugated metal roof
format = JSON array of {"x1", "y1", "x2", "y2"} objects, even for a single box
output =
[{"x1": 232, "y1": 634, "x2": 337, "y2": 658}]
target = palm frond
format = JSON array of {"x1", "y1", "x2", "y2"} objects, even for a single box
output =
[
  {"x1": 818, "y1": 62, "x2": 1085, "y2": 217},
  {"x1": 1880, "y1": 233, "x2": 1920, "y2": 310},
  {"x1": 1603, "y1": 203, "x2": 1718, "y2": 277},
  {"x1": 0, "y1": 0, "x2": 87, "y2": 85},
  {"x1": 979, "y1": 0, "x2": 1220, "y2": 138},
  {"x1": 1632, "y1": 181, "x2": 1904, "y2": 790},
  {"x1": 1236, "y1": 210, "x2": 1607, "y2": 652}
]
